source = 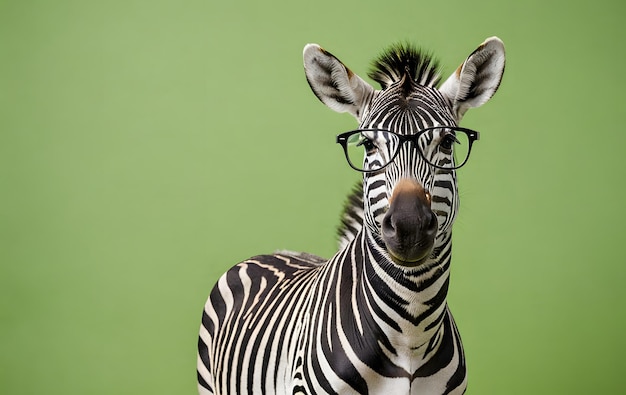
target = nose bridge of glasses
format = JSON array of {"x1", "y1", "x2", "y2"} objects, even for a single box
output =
[
  {"x1": 404, "y1": 133, "x2": 421, "y2": 148},
  {"x1": 394, "y1": 132, "x2": 423, "y2": 160}
]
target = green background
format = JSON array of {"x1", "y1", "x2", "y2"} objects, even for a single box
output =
[{"x1": 1, "y1": 0, "x2": 624, "y2": 393}]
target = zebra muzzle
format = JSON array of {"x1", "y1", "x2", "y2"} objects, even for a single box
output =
[{"x1": 382, "y1": 178, "x2": 437, "y2": 267}]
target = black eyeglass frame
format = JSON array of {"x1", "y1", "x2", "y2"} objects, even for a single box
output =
[{"x1": 336, "y1": 126, "x2": 480, "y2": 173}]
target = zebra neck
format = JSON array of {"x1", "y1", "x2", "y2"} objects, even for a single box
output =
[{"x1": 333, "y1": 229, "x2": 453, "y2": 352}]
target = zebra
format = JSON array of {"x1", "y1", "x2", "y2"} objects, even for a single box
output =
[{"x1": 198, "y1": 37, "x2": 505, "y2": 394}]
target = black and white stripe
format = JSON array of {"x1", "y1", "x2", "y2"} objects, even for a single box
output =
[
  {"x1": 199, "y1": 239, "x2": 466, "y2": 394},
  {"x1": 198, "y1": 37, "x2": 505, "y2": 394}
]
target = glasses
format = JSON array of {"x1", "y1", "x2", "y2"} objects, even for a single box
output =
[{"x1": 336, "y1": 126, "x2": 480, "y2": 173}]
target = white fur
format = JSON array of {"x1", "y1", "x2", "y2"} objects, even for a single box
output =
[
  {"x1": 439, "y1": 37, "x2": 506, "y2": 120},
  {"x1": 303, "y1": 44, "x2": 374, "y2": 121}
]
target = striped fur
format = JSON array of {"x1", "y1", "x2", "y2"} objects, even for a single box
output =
[
  {"x1": 199, "y1": 242, "x2": 466, "y2": 394},
  {"x1": 198, "y1": 38, "x2": 505, "y2": 394}
]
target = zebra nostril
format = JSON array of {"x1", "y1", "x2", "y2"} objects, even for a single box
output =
[
  {"x1": 382, "y1": 211, "x2": 396, "y2": 237},
  {"x1": 426, "y1": 212, "x2": 438, "y2": 236}
]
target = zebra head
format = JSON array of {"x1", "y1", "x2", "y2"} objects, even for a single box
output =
[{"x1": 304, "y1": 38, "x2": 505, "y2": 267}]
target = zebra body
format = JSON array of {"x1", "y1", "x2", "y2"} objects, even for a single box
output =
[{"x1": 198, "y1": 37, "x2": 505, "y2": 394}]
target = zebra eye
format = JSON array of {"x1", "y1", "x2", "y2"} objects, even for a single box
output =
[
  {"x1": 440, "y1": 133, "x2": 459, "y2": 152},
  {"x1": 357, "y1": 137, "x2": 377, "y2": 154}
]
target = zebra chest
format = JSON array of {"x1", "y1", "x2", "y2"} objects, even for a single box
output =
[
  {"x1": 289, "y1": 350, "x2": 461, "y2": 395},
  {"x1": 287, "y1": 302, "x2": 464, "y2": 394},
  {"x1": 286, "y1": 316, "x2": 443, "y2": 394}
]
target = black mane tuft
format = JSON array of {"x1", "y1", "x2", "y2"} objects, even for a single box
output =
[
  {"x1": 368, "y1": 43, "x2": 442, "y2": 89},
  {"x1": 336, "y1": 182, "x2": 363, "y2": 248}
]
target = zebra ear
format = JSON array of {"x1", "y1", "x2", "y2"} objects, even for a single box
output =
[
  {"x1": 303, "y1": 44, "x2": 374, "y2": 121},
  {"x1": 439, "y1": 37, "x2": 505, "y2": 120}
]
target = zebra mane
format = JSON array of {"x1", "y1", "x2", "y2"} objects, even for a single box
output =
[
  {"x1": 337, "y1": 182, "x2": 364, "y2": 249},
  {"x1": 368, "y1": 43, "x2": 442, "y2": 89}
]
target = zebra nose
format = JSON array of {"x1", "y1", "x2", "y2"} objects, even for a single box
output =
[{"x1": 382, "y1": 178, "x2": 437, "y2": 266}]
